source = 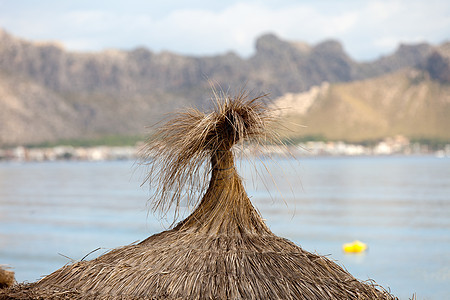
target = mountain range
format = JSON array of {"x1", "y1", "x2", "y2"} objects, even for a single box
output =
[{"x1": 0, "y1": 28, "x2": 449, "y2": 147}]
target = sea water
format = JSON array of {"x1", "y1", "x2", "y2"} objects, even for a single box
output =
[{"x1": 0, "y1": 156, "x2": 449, "y2": 299}]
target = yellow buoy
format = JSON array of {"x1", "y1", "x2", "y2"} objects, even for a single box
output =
[{"x1": 342, "y1": 240, "x2": 368, "y2": 253}]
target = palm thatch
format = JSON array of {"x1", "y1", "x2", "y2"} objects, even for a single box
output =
[
  {"x1": 0, "y1": 266, "x2": 14, "y2": 289},
  {"x1": 1, "y1": 91, "x2": 397, "y2": 299}
]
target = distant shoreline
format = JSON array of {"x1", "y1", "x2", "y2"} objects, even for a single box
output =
[{"x1": 1, "y1": 140, "x2": 449, "y2": 162}]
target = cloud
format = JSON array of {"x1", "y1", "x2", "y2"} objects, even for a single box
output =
[
  {"x1": 144, "y1": 0, "x2": 450, "y2": 60},
  {"x1": 0, "y1": 0, "x2": 449, "y2": 60}
]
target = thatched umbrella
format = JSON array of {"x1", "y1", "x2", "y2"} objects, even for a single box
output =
[{"x1": 1, "y1": 92, "x2": 397, "y2": 299}]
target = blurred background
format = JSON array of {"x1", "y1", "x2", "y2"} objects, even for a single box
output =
[{"x1": 0, "y1": 1, "x2": 449, "y2": 299}]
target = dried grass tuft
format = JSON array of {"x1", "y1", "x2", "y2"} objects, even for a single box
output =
[
  {"x1": 141, "y1": 89, "x2": 283, "y2": 221},
  {"x1": 0, "y1": 266, "x2": 14, "y2": 289}
]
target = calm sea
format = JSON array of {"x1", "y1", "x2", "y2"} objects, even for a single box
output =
[{"x1": 1, "y1": 156, "x2": 449, "y2": 299}]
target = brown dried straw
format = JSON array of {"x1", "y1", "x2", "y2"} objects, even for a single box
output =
[
  {"x1": 0, "y1": 266, "x2": 14, "y2": 289},
  {"x1": 141, "y1": 89, "x2": 282, "y2": 222},
  {"x1": 1, "y1": 91, "x2": 397, "y2": 299}
]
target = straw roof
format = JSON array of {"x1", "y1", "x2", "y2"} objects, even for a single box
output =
[
  {"x1": 1, "y1": 91, "x2": 397, "y2": 299},
  {"x1": 0, "y1": 266, "x2": 14, "y2": 289}
]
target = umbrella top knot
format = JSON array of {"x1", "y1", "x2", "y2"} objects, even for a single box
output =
[{"x1": 141, "y1": 90, "x2": 280, "y2": 222}]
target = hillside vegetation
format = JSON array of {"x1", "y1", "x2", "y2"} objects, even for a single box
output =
[{"x1": 277, "y1": 69, "x2": 450, "y2": 143}]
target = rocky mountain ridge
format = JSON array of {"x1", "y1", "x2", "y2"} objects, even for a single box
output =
[{"x1": 0, "y1": 28, "x2": 448, "y2": 146}]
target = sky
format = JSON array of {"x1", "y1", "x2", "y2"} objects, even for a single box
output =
[{"x1": 0, "y1": 0, "x2": 449, "y2": 61}]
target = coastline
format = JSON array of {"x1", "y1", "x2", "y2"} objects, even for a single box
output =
[{"x1": 1, "y1": 140, "x2": 449, "y2": 162}]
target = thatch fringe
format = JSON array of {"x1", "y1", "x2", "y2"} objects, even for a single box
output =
[
  {"x1": 0, "y1": 267, "x2": 14, "y2": 289},
  {"x1": 2, "y1": 233, "x2": 397, "y2": 299},
  {"x1": 1, "y1": 91, "x2": 398, "y2": 299}
]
